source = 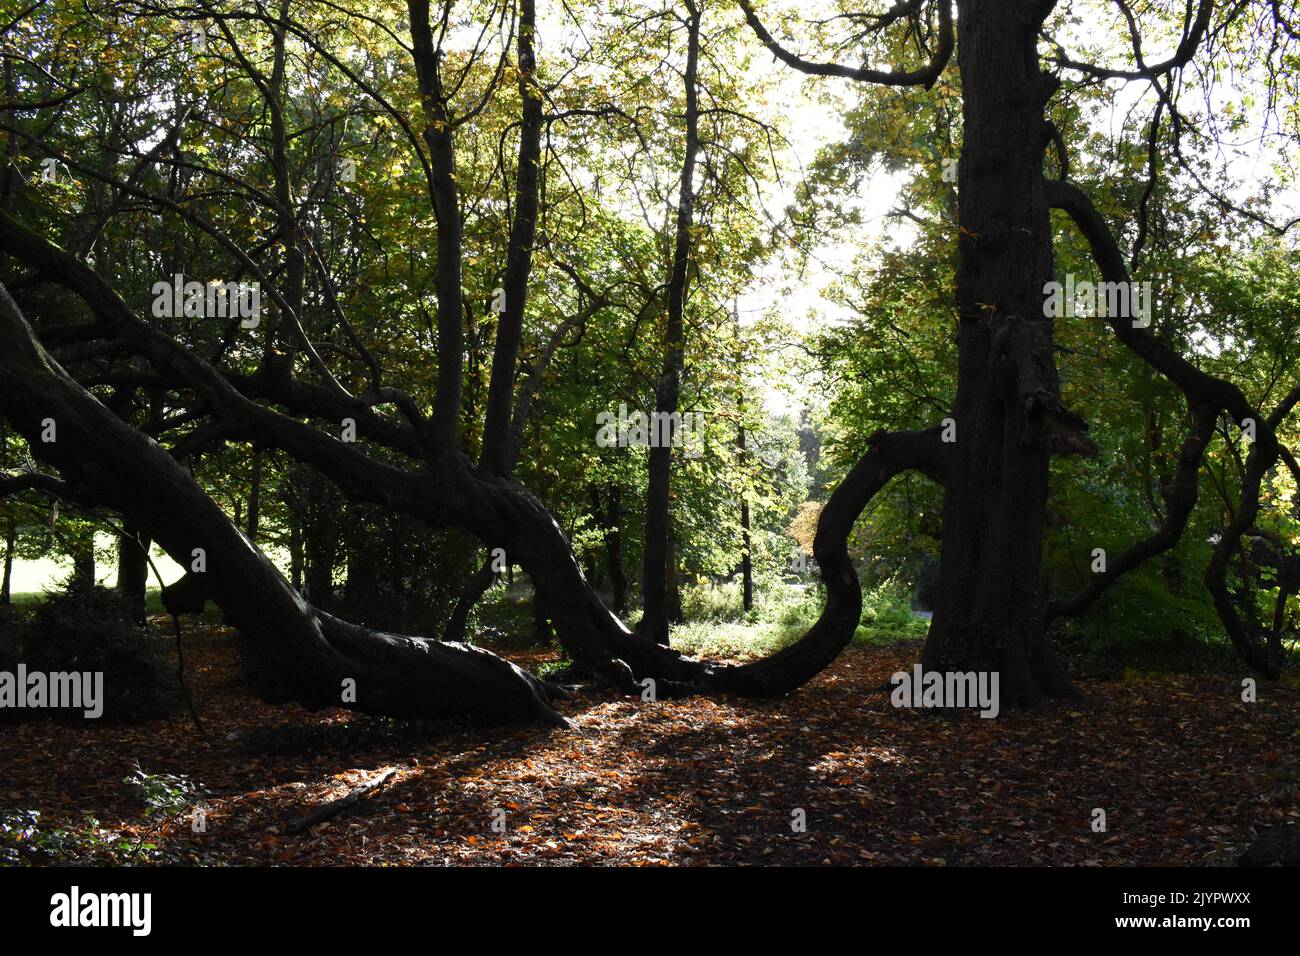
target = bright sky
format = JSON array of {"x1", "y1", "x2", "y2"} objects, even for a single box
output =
[{"x1": 8, "y1": 535, "x2": 186, "y2": 595}]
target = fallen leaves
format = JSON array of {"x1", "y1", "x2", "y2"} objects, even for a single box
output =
[{"x1": 1, "y1": 622, "x2": 1296, "y2": 866}]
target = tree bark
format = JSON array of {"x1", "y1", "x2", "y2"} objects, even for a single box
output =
[
  {"x1": 0, "y1": 282, "x2": 568, "y2": 727},
  {"x1": 1, "y1": 515, "x2": 13, "y2": 604},
  {"x1": 921, "y1": 0, "x2": 1082, "y2": 706},
  {"x1": 641, "y1": 0, "x2": 700, "y2": 646},
  {"x1": 479, "y1": 0, "x2": 542, "y2": 477},
  {"x1": 116, "y1": 519, "x2": 149, "y2": 624}
]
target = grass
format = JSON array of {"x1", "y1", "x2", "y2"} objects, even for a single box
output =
[
  {"x1": 470, "y1": 576, "x2": 929, "y2": 664},
  {"x1": 662, "y1": 579, "x2": 928, "y2": 662},
  {"x1": 670, "y1": 582, "x2": 816, "y2": 660},
  {"x1": 4, "y1": 588, "x2": 170, "y2": 613}
]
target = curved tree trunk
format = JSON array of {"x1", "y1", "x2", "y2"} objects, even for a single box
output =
[
  {"x1": 0, "y1": 283, "x2": 568, "y2": 727},
  {"x1": 485, "y1": 428, "x2": 945, "y2": 696},
  {"x1": 0, "y1": 178, "x2": 947, "y2": 719},
  {"x1": 3, "y1": 0, "x2": 1288, "y2": 728},
  {"x1": 0, "y1": 212, "x2": 955, "y2": 719}
]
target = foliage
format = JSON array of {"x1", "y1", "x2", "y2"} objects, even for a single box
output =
[
  {"x1": 856, "y1": 580, "x2": 928, "y2": 645},
  {"x1": 1, "y1": 585, "x2": 178, "y2": 722},
  {"x1": 0, "y1": 769, "x2": 205, "y2": 866}
]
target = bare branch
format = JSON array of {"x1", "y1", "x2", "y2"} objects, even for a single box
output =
[{"x1": 736, "y1": 0, "x2": 952, "y2": 89}]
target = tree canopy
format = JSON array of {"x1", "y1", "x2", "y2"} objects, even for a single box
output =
[{"x1": 0, "y1": 0, "x2": 1296, "y2": 725}]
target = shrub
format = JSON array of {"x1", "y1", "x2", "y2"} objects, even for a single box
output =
[
  {"x1": 0, "y1": 809, "x2": 121, "y2": 865},
  {"x1": 338, "y1": 510, "x2": 481, "y2": 635},
  {"x1": 679, "y1": 579, "x2": 755, "y2": 623},
  {"x1": 670, "y1": 581, "x2": 824, "y2": 660},
  {"x1": 1, "y1": 585, "x2": 179, "y2": 722},
  {"x1": 856, "y1": 580, "x2": 928, "y2": 645}
]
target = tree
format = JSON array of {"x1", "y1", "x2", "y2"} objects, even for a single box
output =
[
  {"x1": 639, "y1": 0, "x2": 700, "y2": 646},
  {"x1": 738, "y1": 0, "x2": 1298, "y2": 699}
]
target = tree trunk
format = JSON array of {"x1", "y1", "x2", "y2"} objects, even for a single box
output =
[
  {"x1": 605, "y1": 501, "x2": 628, "y2": 616},
  {"x1": 531, "y1": 580, "x2": 554, "y2": 645},
  {"x1": 116, "y1": 519, "x2": 149, "y2": 624},
  {"x1": 442, "y1": 555, "x2": 497, "y2": 643},
  {"x1": 289, "y1": 512, "x2": 303, "y2": 591},
  {"x1": 740, "y1": 499, "x2": 753, "y2": 612},
  {"x1": 70, "y1": 539, "x2": 95, "y2": 591},
  {"x1": 0, "y1": 282, "x2": 567, "y2": 727},
  {"x1": 246, "y1": 447, "x2": 263, "y2": 541},
  {"x1": 303, "y1": 470, "x2": 337, "y2": 608},
  {"x1": 478, "y1": 0, "x2": 542, "y2": 477},
  {"x1": 640, "y1": 1, "x2": 700, "y2": 646},
  {"x1": 0, "y1": 213, "x2": 945, "y2": 712},
  {"x1": 739, "y1": 417, "x2": 753, "y2": 612},
  {"x1": 590, "y1": 484, "x2": 628, "y2": 615},
  {"x1": 1, "y1": 515, "x2": 13, "y2": 604},
  {"x1": 921, "y1": 0, "x2": 1078, "y2": 706},
  {"x1": 667, "y1": 527, "x2": 683, "y2": 624}
]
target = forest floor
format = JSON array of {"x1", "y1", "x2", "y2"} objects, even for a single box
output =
[{"x1": 3, "y1": 620, "x2": 1298, "y2": 866}]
